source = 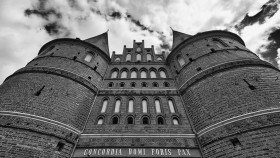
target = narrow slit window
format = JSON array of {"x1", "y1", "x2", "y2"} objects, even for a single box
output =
[
  {"x1": 84, "y1": 54, "x2": 93, "y2": 62},
  {"x1": 128, "y1": 99, "x2": 134, "y2": 113},
  {"x1": 142, "y1": 99, "x2": 148, "y2": 113},
  {"x1": 160, "y1": 70, "x2": 167, "y2": 78},
  {"x1": 121, "y1": 71, "x2": 128, "y2": 78},
  {"x1": 147, "y1": 54, "x2": 152, "y2": 61},
  {"x1": 97, "y1": 118, "x2": 104, "y2": 125},
  {"x1": 141, "y1": 71, "x2": 147, "y2": 78},
  {"x1": 35, "y1": 86, "x2": 45, "y2": 96},
  {"x1": 101, "y1": 99, "x2": 108, "y2": 113},
  {"x1": 168, "y1": 99, "x2": 175, "y2": 113},
  {"x1": 155, "y1": 99, "x2": 161, "y2": 113},
  {"x1": 177, "y1": 56, "x2": 185, "y2": 67},
  {"x1": 111, "y1": 71, "x2": 118, "y2": 78},
  {"x1": 126, "y1": 54, "x2": 131, "y2": 61},
  {"x1": 150, "y1": 71, "x2": 156, "y2": 78},
  {"x1": 173, "y1": 118, "x2": 179, "y2": 125},
  {"x1": 131, "y1": 71, "x2": 137, "y2": 78},
  {"x1": 114, "y1": 99, "x2": 121, "y2": 113},
  {"x1": 137, "y1": 54, "x2": 141, "y2": 61}
]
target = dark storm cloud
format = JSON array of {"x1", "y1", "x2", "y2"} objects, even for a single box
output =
[
  {"x1": 110, "y1": 11, "x2": 122, "y2": 19},
  {"x1": 44, "y1": 22, "x2": 71, "y2": 37},
  {"x1": 235, "y1": 0, "x2": 279, "y2": 32},
  {"x1": 24, "y1": 9, "x2": 62, "y2": 20},
  {"x1": 259, "y1": 28, "x2": 280, "y2": 67},
  {"x1": 24, "y1": 0, "x2": 61, "y2": 20},
  {"x1": 126, "y1": 14, "x2": 154, "y2": 33},
  {"x1": 23, "y1": 0, "x2": 71, "y2": 37}
]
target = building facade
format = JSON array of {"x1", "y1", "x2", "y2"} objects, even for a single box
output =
[{"x1": 0, "y1": 30, "x2": 280, "y2": 158}]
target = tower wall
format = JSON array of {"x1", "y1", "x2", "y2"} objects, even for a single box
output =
[
  {"x1": 167, "y1": 31, "x2": 280, "y2": 157},
  {"x1": 0, "y1": 38, "x2": 109, "y2": 157}
]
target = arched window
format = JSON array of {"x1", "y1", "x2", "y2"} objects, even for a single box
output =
[
  {"x1": 142, "y1": 116, "x2": 149, "y2": 124},
  {"x1": 157, "y1": 57, "x2": 162, "y2": 61},
  {"x1": 101, "y1": 99, "x2": 108, "y2": 113},
  {"x1": 153, "y1": 82, "x2": 158, "y2": 87},
  {"x1": 155, "y1": 99, "x2": 161, "y2": 113},
  {"x1": 142, "y1": 82, "x2": 147, "y2": 87},
  {"x1": 150, "y1": 70, "x2": 156, "y2": 78},
  {"x1": 142, "y1": 99, "x2": 148, "y2": 113},
  {"x1": 173, "y1": 117, "x2": 179, "y2": 125},
  {"x1": 147, "y1": 54, "x2": 152, "y2": 62},
  {"x1": 120, "y1": 82, "x2": 125, "y2": 87},
  {"x1": 136, "y1": 54, "x2": 141, "y2": 61},
  {"x1": 108, "y1": 82, "x2": 113, "y2": 87},
  {"x1": 115, "y1": 57, "x2": 120, "y2": 62},
  {"x1": 126, "y1": 54, "x2": 131, "y2": 61},
  {"x1": 84, "y1": 53, "x2": 93, "y2": 62},
  {"x1": 177, "y1": 56, "x2": 185, "y2": 67},
  {"x1": 128, "y1": 99, "x2": 134, "y2": 113},
  {"x1": 164, "y1": 82, "x2": 169, "y2": 87},
  {"x1": 141, "y1": 70, "x2": 147, "y2": 78},
  {"x1": 131, "y1": 82, "x2": 136, "y2": 87},
  {"x1": 111, "y1": 70, "x2": 118, "y2": 78},
  {"x1": 157, "y1": 117, "x2": 164, "y2": 125},
  {"x1": 159, "y1": 70, "x2": 167, "y2": 78},
  {"x1": 114, "y1": 99, "x2": 121, "y2": 113},
  {"x1": 168, "y1": 99, "x2": 175, "y2": 113},
  {"x1": 136, "y1": 47, "x2": 141, "y2": 52},
  {"x1": 127, "y1": 116, "x2": 134, "y2": 124},
  {"x1": 121, "y1": 71, "x2": 127, "y2": 78},
  {"x1": 131, "y1": 70, "x2": 137, "y2": 78},
  {"x1": 97, "y1": 117, "x2": 104, "y2": 125},
  {"x1": 112, "y1": 116, "x2": 119, "y2": 124}
]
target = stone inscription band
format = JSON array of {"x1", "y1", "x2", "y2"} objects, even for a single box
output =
[{"x1": 73, "y1": 148, "x2": 202, "y2": 157}]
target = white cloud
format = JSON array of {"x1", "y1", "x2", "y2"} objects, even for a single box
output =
[{"x1": 0, "y1": 0, "x2": 277, "y2": 84}]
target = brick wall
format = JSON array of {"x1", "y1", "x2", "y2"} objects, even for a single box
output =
[
  {"x1": 0, "y1": 73, "x2": 95, "y2": 130},
  {"x1": 0, "y1": 126, "x2": 73, "y2": 158}
]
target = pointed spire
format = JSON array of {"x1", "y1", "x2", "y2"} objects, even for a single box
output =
[
  {"x1": 172, "y1": 30, "x2": 192, "y2": 50},
  {"x1": 84, "y1": 32, "x2": 110, "y2": 56}
]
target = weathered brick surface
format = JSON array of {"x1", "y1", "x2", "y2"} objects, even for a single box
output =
[
  {"x1": 200, "y1": 112, "x2": 280, "y2": 146},
  {"x1": 201, "y1": 125, "x2": 280, "y2": 158},
  {"x1": 0, "y1": 126, "x2": 73, "y2": 158},
  {"x1": 181, "y1": 66, "x2": 280, "y2": 132},
  {"x1": 0, "y1": 73, "x2": 95, "y2": 130}
]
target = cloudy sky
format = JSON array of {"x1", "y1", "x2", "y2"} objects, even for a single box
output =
[{"x1": 0, "y1": 0, "x2": 279, "y2": 84}]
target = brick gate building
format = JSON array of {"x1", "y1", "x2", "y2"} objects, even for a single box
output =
[{"x1": 0, "y1": 30, "x2": 280, "y2": 158}]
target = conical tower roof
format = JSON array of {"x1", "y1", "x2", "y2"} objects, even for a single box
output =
[
  {"x1": 84, "y1": 32, "x2": 110, "y2": 56},
  {"x1": 172, "y1": 30, "x2": 192, "y2": 50}
]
